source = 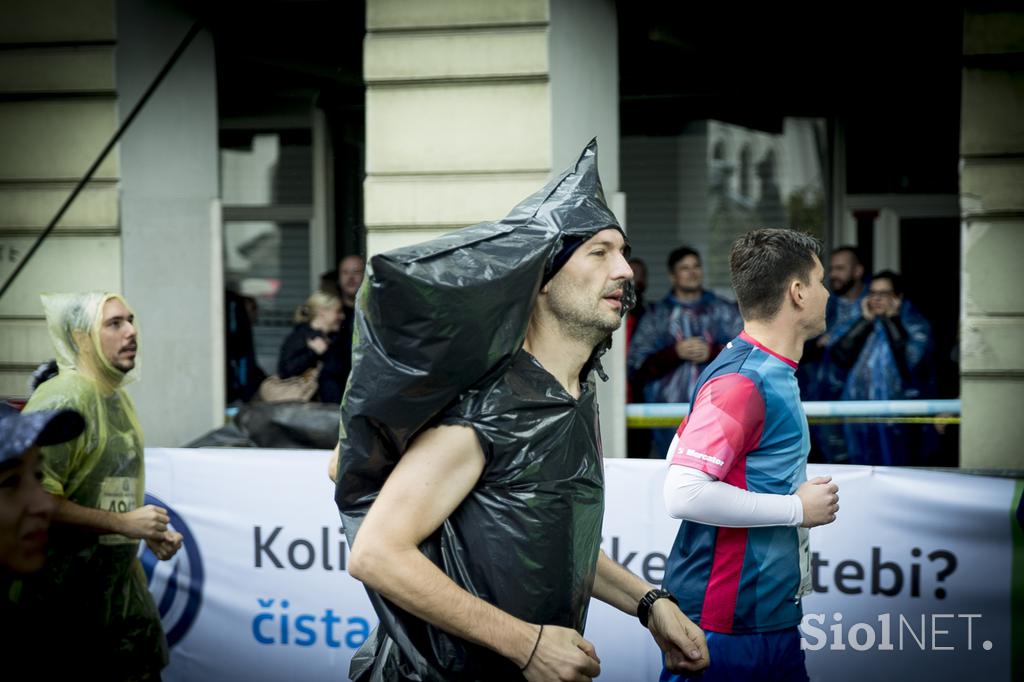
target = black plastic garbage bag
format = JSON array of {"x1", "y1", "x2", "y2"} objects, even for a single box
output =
[
  {"x1": 185, "y1": 402, "x2": 341, "y2": 449},
  {"x1": 184, "y1": 418, "x2": 255, "y2": 448},
  {"x1": 336, "y1": 140, "x2": 632, "y2": 681},
  {"x1": 235, "y1": 402, "x2": 341, "y2": 448}
]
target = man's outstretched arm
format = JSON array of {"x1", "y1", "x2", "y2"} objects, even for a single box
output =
[
  {"x1": 663, "y1": 373, "x2": 838, "y2": 529},
  {"x1": 592, "y1": 552, "x2": 709, "y2": 674},
  {"x1": 347, "y1": 424, "x2": 600, "y2": 680},
  {"x1": 665, "y1": 466, "x2": 839, "y2": 528}
]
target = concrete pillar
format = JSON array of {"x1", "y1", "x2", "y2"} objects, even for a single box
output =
[
  {"x1": 116, "y1": 0, "x2": 222, "y2": 446},
  {"x1": 959, "y1": 9, "x2": 1024, "y2": 468},
  {"x1": 363, "y1": 0, "x2": 628, "y2": 455}
]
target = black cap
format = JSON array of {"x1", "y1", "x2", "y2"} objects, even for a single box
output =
[
  {"x1": 541, "y1": 235, "x2": 588, "y2": 286},
  {"x1": 0, "y1": 403, "x2": 85, "y2": 465}
]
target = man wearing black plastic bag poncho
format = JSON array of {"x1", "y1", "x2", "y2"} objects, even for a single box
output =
[{"x1": 334, "y1": 140, "x2": 710, "y2": 681}]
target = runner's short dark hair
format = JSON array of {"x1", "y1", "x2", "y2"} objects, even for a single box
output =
[{"x1": 730, "y1": 229, "x2": 822, "y2": 322}]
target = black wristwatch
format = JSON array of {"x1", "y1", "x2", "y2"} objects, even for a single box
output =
[{"x1": 637, "y1": 588, "x2": 678, "y2": 628}]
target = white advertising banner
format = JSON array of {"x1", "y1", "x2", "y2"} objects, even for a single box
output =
[{"x1": 143, "y1": 449, "x2": 1021, "y2": 682}]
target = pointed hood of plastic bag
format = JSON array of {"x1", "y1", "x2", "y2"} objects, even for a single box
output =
[{"x1": 337, "y1": 139, "x2": 628, "y2": 509}]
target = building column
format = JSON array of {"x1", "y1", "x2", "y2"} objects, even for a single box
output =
[
  {"x1": 363, "y1": 0, "x2": 628, "y2": 455},
  {"x1": 959, "y1": 9, "x2": 1024, "y2": 468},
  {"x1": 116, "y1": 0, "x2": 222, "y2": 446}
]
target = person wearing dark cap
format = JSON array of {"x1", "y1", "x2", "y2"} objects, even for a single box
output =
[
  {"x1": 0, "y1": 405, "x2": 83, "y2": 575},
  {"x1": 0, "y1": 405, "x2": 83, "y2": 664},
  {"x1": 335, "y1": 142, "x2": 709, "y2": 681}
]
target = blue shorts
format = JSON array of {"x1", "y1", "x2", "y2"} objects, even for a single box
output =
[{"x1": 660, "y1": 626, "x2": 809, "y2": 682}]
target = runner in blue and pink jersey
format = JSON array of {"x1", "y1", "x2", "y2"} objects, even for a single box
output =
[{"x1": 660, "y1": 229, "x2": 840, "y2": 682}]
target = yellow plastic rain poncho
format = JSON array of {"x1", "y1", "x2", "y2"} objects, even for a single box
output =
[{"x1": 19, "y1": 292, "x2": 168, "y2": 675}]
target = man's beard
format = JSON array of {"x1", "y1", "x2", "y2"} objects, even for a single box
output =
[
  {"x1": 110, "y1": 347, "x2": 136, "y2": 373},
  {"x1": 112, "y1": 358, "x2": 134, "y2": 373},
  {"x1": 547, "y1": 287, "x2": 622, "y2": 348},
  {"x1": 831, "y1": 277, "x2": 854, "y2": 296}
]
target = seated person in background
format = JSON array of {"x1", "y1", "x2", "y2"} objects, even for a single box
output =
[
  {"x1": 626, "y1": 257, "x2": 652, "y2": 459},
  {"x1": 830, "y1": 270, "x2": 936, "y2": 466},
  {"x1": 225, "y1": 288, "x2": 266, "y2": 403},
  {"x1": 277, "y1": 291, "x2": 347, "y2": 403},
  {"x1": 336, "y1": 255, "x2": 366, "y2": 322},
  {"x1": 333, "y1": 255, "x2": 364, "y2": 400},
  {"x1": 318, "y1": 254, "x2": 366, "y2": 321}
]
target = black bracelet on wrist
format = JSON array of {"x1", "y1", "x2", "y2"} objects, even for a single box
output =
[
  {"x1": 521, "y1": 624, "x2": 543, "y2": 672},
  {"x1": 637, "y1": 588, "x2": 678, "y2": 628}
]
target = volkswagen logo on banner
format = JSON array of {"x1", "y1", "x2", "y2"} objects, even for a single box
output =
[{"x1": 139, "y1": 493, "x2": 204, "y2": 647}]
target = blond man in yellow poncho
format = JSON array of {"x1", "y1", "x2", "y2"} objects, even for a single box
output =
[{"x1": 20, "y1": 292, "x2": 180, "y2": 680}]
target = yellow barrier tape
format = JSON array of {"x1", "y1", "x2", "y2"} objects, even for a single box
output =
[
  {"x1": 627, "y1": 416, "x2": 961, "y2": 429},
  {"x1": 807, "y1": 417, "x2": 961, "y2": 425}
]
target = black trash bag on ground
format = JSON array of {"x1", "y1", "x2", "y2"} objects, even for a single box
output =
[
  {"x1": 336, "y1": 140, "x2": 633, "y2": 681},
  {"x1": 184, "y1": 419, "x2": 255, "y2": 448},
  {"x1": 186, "y1": 402, "x2": 340, "y2": 449}
]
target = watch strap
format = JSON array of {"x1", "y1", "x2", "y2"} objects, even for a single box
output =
[{"x1": 637, "y1": 588, "x2": 678, "y2": 628}]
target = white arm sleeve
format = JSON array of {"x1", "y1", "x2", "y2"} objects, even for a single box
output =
[{"x1": 663, "y1": 464, "x2": 804, "y2": 528}]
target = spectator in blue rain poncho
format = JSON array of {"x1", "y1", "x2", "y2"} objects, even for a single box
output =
[
  {"x1": 800, "y1": 246, "x2": 868, "y2": 399},
  {"x1": 627, "y1": 247, "x2": 742, "y2": 457},
  {"x1": 18, "y1": 292, "x2": 182, "y2": 679},
  {"x1": 798, "y1": 246, "x2": 869, "y2": 462},
  {"x1": 830, "y1": 272, "x2": 935, "y2": 465}
]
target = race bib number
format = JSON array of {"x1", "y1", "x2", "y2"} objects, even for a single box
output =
[
  {"x1": 98, "y1": 477, "x2": 138, "y2": 546},
  {"x1": 796, "y1": 526, "x2": 812, "y2": 599}
]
